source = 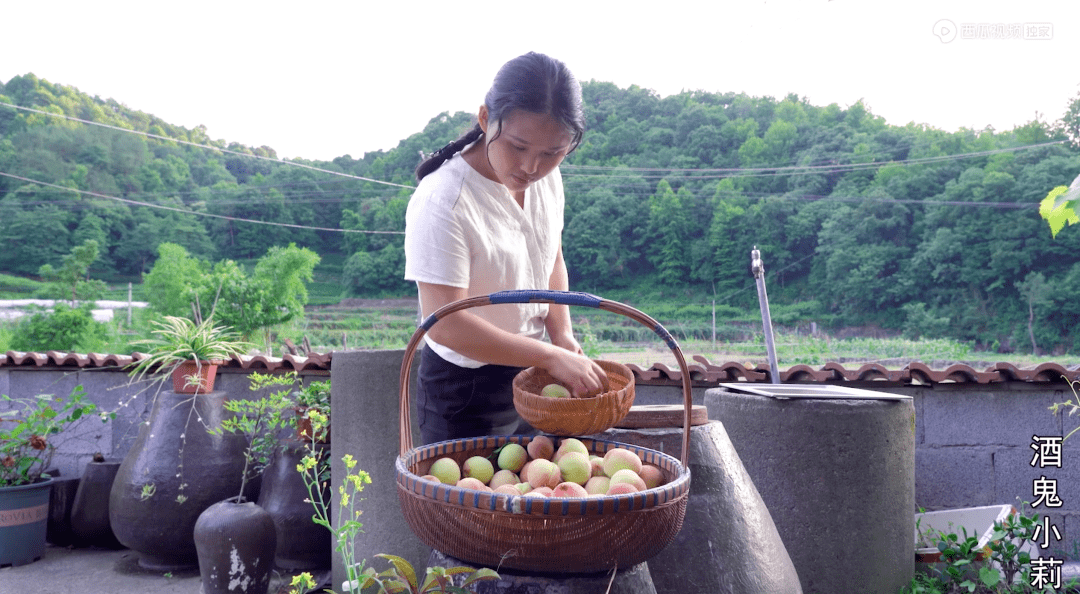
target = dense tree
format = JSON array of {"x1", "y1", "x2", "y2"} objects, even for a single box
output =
[
  {"x1": 142, "y1": 242, "x2": 319, "y2": 343},
  {"x1": 36, "y1": 239, "x2": 107, "y2": 303},
  {"x1": 0, "y1": 196, "x2": 72, "y2": 275},
  {"x1": 647, "y1": 180, "x2": 692, "y2": 287},
  {"x1": 563, "y1": 186, "x2": 641, "y2": 288},
  {"x1": 142, "y1": 243, "x2": 207, "y2": 317}
]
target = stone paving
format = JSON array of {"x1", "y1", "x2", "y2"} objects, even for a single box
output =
[{"x1": 0, "y1": 544, "x2": 328, "y2": 594}]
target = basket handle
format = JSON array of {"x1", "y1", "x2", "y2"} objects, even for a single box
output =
[{"x1": 398, "y1": 289, "x2": 694, "y2": 465}]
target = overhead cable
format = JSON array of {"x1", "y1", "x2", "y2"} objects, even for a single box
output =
[
  {"x1": 0, "y1": 101, "x2": 414, "y2": 190},
  {"x1": 561, "y1": 140, "x2": 1067, "y2": 178},
  {"x1": 0, "y1": 171, "x2": 403, "y2": 235}
]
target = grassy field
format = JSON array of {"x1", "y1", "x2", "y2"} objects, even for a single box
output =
[
  {"x1": 4, "y1": 267, "x2": 1079, "y2": 369},
  {"x1": 0, "y1": 272, "x2": 44, "y2": 298},
  {"x1": 274, "y1": 300, "x2": 1080, "y2": 370}
]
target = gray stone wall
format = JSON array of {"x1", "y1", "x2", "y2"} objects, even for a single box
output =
[
  {"x1": 888, "y1": 381, "x2": 1080, "y2": 561},
  {"x1": 0, "y1": 365, "x2": 324, "y2": 481}
]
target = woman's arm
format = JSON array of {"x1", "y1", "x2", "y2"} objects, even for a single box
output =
[
  {"x1": 544, "y1": 245, "x2": 582, "y2": 355},
  {"x1": 417, "y1": 277, "x2": 604, "y2": 396}
]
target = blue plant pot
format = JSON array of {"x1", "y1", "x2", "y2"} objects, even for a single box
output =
[{"x1": 0, "y1": 477, "x2": 54, "y2": 567}]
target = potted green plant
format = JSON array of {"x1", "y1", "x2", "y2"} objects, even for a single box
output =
[
  {"x1": 193, "y1": 372, "x2": 295, "y2": 594},
  {"x1": 128, "y1": 315, "x2": 254, "y2": 394},
  {"x1": 294, "y1": 379, "x2": 330, "y2": 443},
  {"x1": 112, "y1": 316, "x2": 254, "y2": 570},
  {"x1": 1, "y1": 386, "x2": 103, "y2": 566}
]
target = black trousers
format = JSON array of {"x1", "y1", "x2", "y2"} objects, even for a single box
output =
[{"x1": 415, "y1": 345, "x2": 535, "y2": 445}]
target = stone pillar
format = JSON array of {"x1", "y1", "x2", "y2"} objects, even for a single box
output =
[
  {"x1": 596, "y1": 422, "x2": 803, "y2": 594},
  {"x1": 706, "y1": 388, "x2": 915, "y2": 594},
  {"x1": 331, "y1": 350, "x2": 427, "y2": 589}
]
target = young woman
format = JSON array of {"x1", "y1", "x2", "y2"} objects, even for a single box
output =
[{"x1": 404, "y1": 52, "x2": 606, "y2": 445}]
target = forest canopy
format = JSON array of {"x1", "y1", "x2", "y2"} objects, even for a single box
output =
[{"x1": 2, "y1": 73, "x2": 1079, "y2": 354}]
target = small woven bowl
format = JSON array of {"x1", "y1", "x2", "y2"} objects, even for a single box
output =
[{"x1": 512, "y1": 359, "x2": 635, "y2": 436}]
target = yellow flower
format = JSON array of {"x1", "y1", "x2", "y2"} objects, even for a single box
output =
[{"x1": 289, "y1": 572, "x2": 316, "y2": 590}]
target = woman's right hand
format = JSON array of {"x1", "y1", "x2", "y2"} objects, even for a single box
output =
[
  {"x1": 416, "y1": 282, "x2": 606, "y2": 395},
  {"x1": 541, "y1": 348, "x2": 607, "y2": 398}
]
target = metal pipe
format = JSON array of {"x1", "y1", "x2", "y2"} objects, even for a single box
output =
[{"x1": 751, "y1": 247, "x2": 781, "y2": 384}]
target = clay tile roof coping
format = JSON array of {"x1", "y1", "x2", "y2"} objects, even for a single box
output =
[
  {"x1": 781, "y1": 364, "x2": 831, "y2": 383},
  {"x1": 4, "y1": 350, "x2": 1080, "y2": 386},
  {"x1": 822, "y1": 361, "x2": 859, "y2": 381},
  {"x1": 1029, "y1": 362, "x2": 1071, "y2": 383},
  {"x1": 851, "y1": 363, "x2": 897, "y2": 382},
  {"x1": 650, "y1": 362, "x2": 682, "y2": 382},
  {"x1": 625, "y1": 363, "x2": 662, "y2": 381}
]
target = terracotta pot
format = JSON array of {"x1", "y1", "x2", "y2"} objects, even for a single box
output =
[
  {"x1": 0, "y1": 477, "x2": 53, "y2": 567},
  {"x1": 257, "y1": 440, "x2": 331, "y2": 570},
  {"x1": 109, "y1": 390, "x2": 249, "y2": 570},
  {"x1": 171, "y1": 360, "x2": 219, "y2": 394},
  {"x1": 194, "y1": 499, "x2": 277, "y2": 594},
  {"x1": 294, "y1": 407, "x2": 329, "y2": 443}
]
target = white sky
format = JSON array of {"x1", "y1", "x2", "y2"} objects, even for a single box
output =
[{"x1": 2, "y1": 0, "x2": 1077, "y2": 162}]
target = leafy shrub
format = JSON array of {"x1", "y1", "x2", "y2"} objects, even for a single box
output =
[
  {"x1": 771, "y1": 300, "x2": 827, "y2": 325},
  {"x1": 903, "y1": 302, "x2": 952, "y2": 341},
  {"x1": 903, "y1": 504, "x2": 1080, "y2": 594},
  {"x1": 9, "y1": 303, "x2": 106, "y2": 352}
]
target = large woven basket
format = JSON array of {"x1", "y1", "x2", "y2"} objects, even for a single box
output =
[
  {"x1": 512, "y1": 359, "x2": 635, "y2": 436},
  {"x1": 396, "y1": 290, "x2": 695, "y2": 574}
]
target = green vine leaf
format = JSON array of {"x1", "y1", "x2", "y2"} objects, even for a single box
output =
[
  {"x1": 978, "y1": 565, "x2": 1000, "y2": 587},
  {"x1": 1040, "y1": 180, "x2": 1080, "y2": 238}
]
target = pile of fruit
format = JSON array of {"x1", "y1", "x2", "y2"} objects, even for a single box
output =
[{"x1": 421, "y1": 436, "x2": 665, "y2": 498}]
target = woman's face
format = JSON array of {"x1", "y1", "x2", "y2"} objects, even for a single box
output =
[{"x1": 478, "y1": 107, "x2": 575, "y2": 195}]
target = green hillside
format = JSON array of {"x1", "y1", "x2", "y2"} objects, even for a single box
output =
[{"x1": 2, "y1": 73, "x2": 1079, "y2": 354}]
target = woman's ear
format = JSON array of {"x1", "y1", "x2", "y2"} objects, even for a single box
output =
[{"x1": 477, "y1": 105, "x2": 490, "y2": 135}]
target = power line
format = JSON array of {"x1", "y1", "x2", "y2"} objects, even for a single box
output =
[
  {"x1": 2, "y1": 167, "x2": 1040, "y2": 214},
  {"x1": 0, "y1": 99, "x2": 1066, "y2": 220},
  {"x1": 711, "y1": 191, "x2": 1038, "y2": 210},
  {"x1": 0, "y1": 101, "x2": 414, "y2": 190},
  {"x1": 0, "y1": 171, "x2": 404, "y2": 235},
  {"x1": 2, "y1": 100, "x2": 1067, "y2": 189},
  {"x1": 561, "y1": 140, "x2": 1068, "y2": 179}
]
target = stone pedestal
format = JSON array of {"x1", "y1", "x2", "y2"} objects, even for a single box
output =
[
  {"x1": 426, "y1": 549, "x2": 656, "y2": 594},
  {"x1": 595, "y1": 422, "x2": 802, "y2": 594},
  {"x1": 331, "y1": 350, "x2": 427, "y2": 589},
  {"x1": 706, "y1": 387, "x2": 915, "y2": 594}
]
